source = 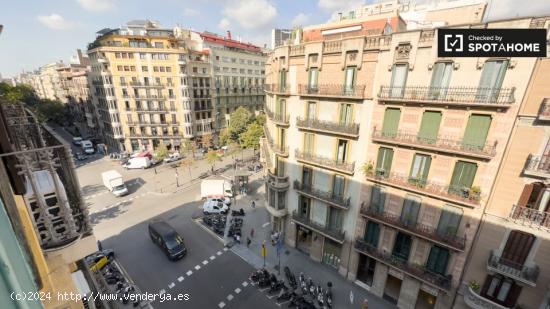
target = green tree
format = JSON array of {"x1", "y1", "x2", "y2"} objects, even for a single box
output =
[
  {"x1": 239, "y1": 122, "x2": 264, "y2": 152},
  {"x1": 254, "y1": 113, "x2": 266, "y2": 126},
  {"x1": 154, "y1": 144, "x2": 169, "y2": 160},
  {"x1": 34, "y1": 99, "x2": 70, "y2": 124},
  {"x1": 219, "y1": 128, "x2": 230, "y2": 146},
  {"x1": 228, "y1": 107, "x2": 251, "y2": 141},
  {"x1": 205, "y1": 150, "x2": 220, "y2": 173},
  {"x1": 180, "y1": 158, "x2": 195, "y2": 179},
  {"x1": 183, "y1": 139, "x2": 196, "y2": 157}
]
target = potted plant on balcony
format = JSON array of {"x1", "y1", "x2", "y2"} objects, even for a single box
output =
[
  {"x1": 469, "y1": 186, "x2": 481, "y2": 201},
  {"x1": 468, "y1": 280, "x2": 480, "y2": 293},
  {"x1": 361, "y1": 161, "x2": 374, "y2": 177}
]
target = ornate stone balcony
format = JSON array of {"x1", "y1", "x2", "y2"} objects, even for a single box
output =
[
  {"x1": 464, "y1": 287, "x2": 511, "y2": 309},
  {"x1": 295, "y1": 150, "x2": 355, "y2": 175},
  {"x1": 509, "y1": 204, "x2": 550, "y2": 230},
  {"x1": 264, "y1": 84, "x2": 291, "y2": 95},
  {"x1": 264, "y1": 126, "x2": 289, "y2": 157},
  {"x1": 296, "y1": 117, "x2": 360, "y2": 138},
  {"x1": 536, "y1": 98, "x2": 550, "y2": 121},
  {"x1": 354, "y1": 239, "x2": 452, "y2": 291},
  {"x1": 293, "y1": 180, "x2": 350, "y2": 210},
  {"x1": 128, "y1": 107, "x2": 176, "y2": 113},
  {"x1": 267, "y1": 170, "x2": 290, "y2": 190},
  {"x1": 130, "y1": 81, "x2": 165, "y2": 88},
  {"x1": 360, "y1": 206, "x2": 466, "y2": 251},
  {"x1": 372, "y1": 129, "x2": 496, "y2": 160},
  {"x1": 523, "y1": 154, "x2": 550, "y2": 178},
  {"x1": 487, "y1": 250, "x2": 539, "y2": 287},
  {"x1": 378, "y1": 86, "x2": 515, "y2": 108},
  {"x1": 265, "y1": 108, "x2": 290, "y2": 126},
  {"x1": 365, "y1": 171, "x2": 481, "y2": 208},
  {"x1": 291, "y1": 211, "x2": 345, "y2": 243},
  {"x1": 297, "y1": 84, "x2": 365, "y2": 100}
]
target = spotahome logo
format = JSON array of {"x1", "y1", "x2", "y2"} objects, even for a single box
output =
[{"x1": 438, "y1": 29, "x2": 547, "y2": 57}]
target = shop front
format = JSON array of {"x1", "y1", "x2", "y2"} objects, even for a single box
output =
[
  {"x1": 322, "y1": 238, "x2": 342, "y2": 269},
  {"x1": 296, "y1": 225, "x2": 312, "y2": 254}
]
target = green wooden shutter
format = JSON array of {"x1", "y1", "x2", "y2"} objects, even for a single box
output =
[
  {"x1": 418, "y1": 111, "x2": 442, "y2": 144},
  {"x1": 400, "y1": 195, "x2": 421, "y2": 226},
  {"x1": 449, "y1": 161, "x2": 477, "y2": 194},
  {"x1": 462, "y1": 114, "x2": 491, "y2": 150},
  {"x1": 437, "y1": 205, "x2": 463, "y2": 236},
  {"x1": 427, "y1": 246, "x2": 450, "y2": 275},
  {"x1": 382, "y1": 108, "x2": 401, "y2": 137},
  {"x1": 371, "y1": 186, "x2": 386, "y2": 212},
  {"x1": 364, "y1": 222, "x2": 380, "y2": 247}
]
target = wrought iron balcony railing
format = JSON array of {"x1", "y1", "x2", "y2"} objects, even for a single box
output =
[
  {"x1": 0, "y1": 103, "x2": 91, "y2": 251},
  {"x1": 264, "y1": 84, "x2": 291, "y2": 94},
  {"x1": 360, "y1": 206, "x2": 466, "y2": 251},
  {"x1": 263, "y1": 126, "x2": 289, "y2": 156},
  {"x1": 354, "y1": 238, "x2": 452, "y2": 291},
  {"x1": 265, "y1": 108, "x2": 289, "y2": 125},
  {"x1": 487, "y1": 250, "x2": 539, "y2": 286},
  {"x1": 372, "y1": 129, "x2": 497, "y2": 159},
  {"x1": 260, "y1": 138, "x2": 273, "y2": 170},
  {"x1": 378, "y1": 86, "x2": 515, "y2": 107},
  {"x1": 129, "y1": 107, "x2": 176, "y2": 113},
  {"x1": 130, "y1": 81, "x2": 164, "y2": 88},
  {"x1": 524, "y1": 154, "x2": 550, "y2": 177},
  {"x1": 464, "y1": 287, "x2": 510, "y2": 309},
  {"x1": 365, "y1": 170, "x2": 481, "y2": 207},
  {"x1": 296, "y1": 117, "x2": 360, "y2": 137},
  {"x1": 291, "y1": 211, "x2": 345, "y2": 243},
  {"x1": 298, "y1": 84, "x2": 365, "y2": 99},
  {"x1": 295, "y1": 150, "x2": 355, "y2": 174},
  {"x1": 509, "y1": 204, "x2": 550, "y2": 230},
  {"x1": 127, "y1": 120, "x2": 179, "y2": 126},
  {"x1": 294, "y1": 180, "x2": 351, "y2": 209},
  {"x1": 131, "y1": 94, "x2": 166, "y2": 100}
]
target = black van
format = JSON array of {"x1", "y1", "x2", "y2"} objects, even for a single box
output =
[{"x1": 148, "y1": 220, "x2": 187, "y2": 261}]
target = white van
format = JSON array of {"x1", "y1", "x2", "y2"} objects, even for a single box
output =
[
  {"x1": 81, "y1": 140, "x2": 94, "y2": 154},
  {"x1": 123, "y1": 157, "x2": 151, "y2": 169},
  {"x1": 202, "y1": 200, "x2": 229, "y2": 215},
  {"x1": 101, "y1": 170, "x2": 128, "y2": 197}
]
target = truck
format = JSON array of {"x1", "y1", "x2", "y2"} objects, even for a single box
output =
[
  {"x1": 200, "y1": 179, "x2": 233, "y2": 199},
  {"x1": 123, "y1": 157, "x2": 151, "y2": 169},
  {"x1": 101, "y1": 170, "x2": 129, "y2": 197},
  {"x1": 81, "y1": 140, "x2": 95, "y2": 155}
]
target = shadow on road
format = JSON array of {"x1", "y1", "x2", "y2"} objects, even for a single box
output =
[{"x1": 81, "y1": 184, "x2": 106, "y2": 196}]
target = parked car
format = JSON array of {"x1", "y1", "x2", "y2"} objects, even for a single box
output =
[
  {"x1": 202, "y1": 200, "x2": 229, "y2": 215},
  {"x1": 148, "y1": 220, "x2": 187, "y2": 261},
  {"x1": 81, "y1": 140, "x2": 95, "y2": 155},
  {"x1": 74, "y1": 152, "x2": 87, "y2": 161},
  {"x1": 163, "y1": 152, "x2": 182, "y2": 163},
  {"x1": 207, "y1": 197, "x2": 231, "y2": 206},
  {"x1": 72, "y1": 137, "x2": 83, "y2": 146}
]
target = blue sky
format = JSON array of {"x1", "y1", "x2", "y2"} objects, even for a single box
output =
[{"x1": 1, "y1": 0, "x2": 549, "y2": 77}]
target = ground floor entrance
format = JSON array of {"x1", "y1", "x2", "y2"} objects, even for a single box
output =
[
  {"x1": 322, "y1": 238, "x2": 342, "y2": 269},
  {"x1": 296, "y1": 225, "x2": 312, "y2": 254},
  {"x1": 415, "y1": 289, "x2": 437, "y2": 309},
  {"x1": 356, "y1": 254, "x2": 376, "y2": 287},
  {"x1": 383, "y1": 274, "x2": 402, "y2": 305}
]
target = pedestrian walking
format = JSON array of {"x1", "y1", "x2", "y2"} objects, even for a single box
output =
[
  {"x1": 362, "y1": 299, "x2": 369, "y2": 309},
  {"x1": 246, "y1": 237, "x2": 251, "y2": 247},
  {"x1": 251, "y1": 200, "x2": 256, "y2": 209},
  {"x1": 250, "y1": 228, "x2": 255, "y2": 238}
]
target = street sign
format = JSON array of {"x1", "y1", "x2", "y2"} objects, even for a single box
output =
[
  {"x1": 261, "y1": 243, "x2": 266, "y2": 257},
  {"x1": 276, "y1": 237, "x2": 283, "y2": 257},
  {"x1": 350, "y1": 290, "x2": 354, "y2": 304}
]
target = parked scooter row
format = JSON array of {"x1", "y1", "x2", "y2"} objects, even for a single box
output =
[
  {"x1": 203, "y1": 213, "x2": 227, "y2": 235},
  {"x1": 250, "y1": 267, "x2": 333, "y2": 308}
]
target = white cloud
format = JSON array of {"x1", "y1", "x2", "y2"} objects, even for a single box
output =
[
  {"x1": 222, "y1": 0, "x2": 277, "y2": 29},
  {"x1": 291, "y1": 13, "x2": 311, "y2": 27},
  {"x1": 77, "y1": 0, "x2": 115, "y2": 12},
  {"x1": 318, "y1": 0, "x2": 363, "y2": 12},
  {"x1": 218, "y1": 18, "x2": 231, "y2": 30},
  {"x1": 37, "y1": 14, "x2": 77, "y2": 30},
  {"x1": 485, "y1": 0, "x2": 550, "y2": 20},
  {"x1": 183, "y1": 8, "x2": 199, "y2": 16}
]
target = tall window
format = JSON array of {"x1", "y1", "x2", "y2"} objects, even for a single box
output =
[
  {"x1": 339, "y1": 103, "x2": 353, "y2": 125},
  {"x1": 376, "y1": 147, "x2": 394, "y2": 177},
  {"x1": 417, "y1": 111, "x2": 442, "y2": 144},
  {"x1": 429, "y1": 62, "x2": 453, "y2": 99},
  {"x1": 370, "y1": 186, "x2": 386, "y2": 213},
  {"x1": 276, "y1": 157, "x2": 285, "y2": 177},
  {"x1": 462, "y1": 114, "x2": 492, "y2": 151},
  {"x1": 449, "y1": 161, "x2": 477, "y2": 196},
  {"x1": 409, "y1": 154, "x2": 431, "y2": 187},
  {"x1": 501, "y1": 230, "x2": 535, "y2": 269},
  {"x1": 344, "y1": 66, "x2": 357, "y2": 93},
  {"x1": 276, "y1": 99, "x2": 287, "y2": 118},
  {"x1": 364, "y1": 222, "x2": 380, "y2": 247},
  {"x1": 336, "y1": 139, "x2": 348, "y2": 163},
  {"x1": 303, "y1": 133, "x2": 314, "y2": 154},
  {"x1": 477, "y1": 60, "x2": 508, "y2": 102},
  {"x1": 308, "y1": 68, "x2": 319, "y2": 92},
  {"x1": 332, "y1": 175, "x2": 345, "y2": 198},
  {"x1": 400, "y1": 195, "x2": 421, "y2": 226},
  {"x1": 437, "y1": 205, "x2": 463, "y2": 237},
  {"x1": 302, "y1": 166, "x2": 313, "y2": 186},
  {"x1": 392, "y1": 232, "x2": 412, "y2": 262},
  {"x1": 426, "y1": 246, "x2": 450, "y2": 275},
  {"x1": 306, "y1": 102, "x2": 316, "y2": 121},
  {"x1": 389, "y1": 64, "x2": 408, "y2": 98},
  {"x1": 279, "y1": 70, "x2": 287, "y2": 91},
  {"x1": 328, "y1": 207, "x2": 343, "y2": 231},
  {"x1": 381, "y1": 108, "x2": 401, "y2": 137}
]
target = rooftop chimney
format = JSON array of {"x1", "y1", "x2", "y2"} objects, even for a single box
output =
[{"x1": 227, "y1": 31, "x2": 232, "y2": 40}]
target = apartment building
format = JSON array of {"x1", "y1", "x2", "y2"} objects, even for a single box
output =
[
  {"x1": 272, "y1": 29, "x2": 292, "y2": 49},
  {"x1": 262, "y1": 12, "x2": 404, "y2": 278},
  {"x1": 190, "y1": 31, "x2": 266, "y2": 132},
  {"x1": 28, "y1": 61, "x2": 67, "y2": 102},
  {"x1": 0, "y1": 102, "x2": 97, "y2": 308},
  {"x1": 457, "y1": 25, "x2": 550, "y2": 309}
]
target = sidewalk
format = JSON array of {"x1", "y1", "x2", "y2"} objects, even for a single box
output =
[{"x1": 227, "y1": 174, "x2": 397, "y2": 309}]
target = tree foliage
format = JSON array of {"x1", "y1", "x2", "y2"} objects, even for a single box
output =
[
  {"x1": 205, "y1": 150, "x2": 220, "y2": 170},
  {"x1": 228, "y1": 107, "x2": 252, "y2": 141},
  {"x1": 254, "y1": 113, "x2": 266, "y2": 126},
  {"x1": 219, "y1": 128, "x2": 230, "y2": 146},
  {"x1": 239, "y1": 122, "x2": 264, "y2": 150},
  {"x1": 154, "y1": 144, "x2": 169, "y2": 160}
]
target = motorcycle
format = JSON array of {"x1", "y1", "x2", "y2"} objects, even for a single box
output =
[
  {"x1": 268, "y1": 280, "x2": 285, "y2": 295},
  {"x1": 308, "y1": 278, "x2": 315, "y2": 296},
  {"x1": 325, "y1": 281, "x2": 333, "y2": 308},
  {"x1": 299, "y1": 273, "x2": 307, "y2": 294},
  {"x1": 231, "y1": 208, "x2": 245, "y2": 216},
  {"x1": 316, "y1": 285, "x2": 324, "y2": 307},
  {"x1": 276, "y1": 288, "x2": 293, "y2": 303}
]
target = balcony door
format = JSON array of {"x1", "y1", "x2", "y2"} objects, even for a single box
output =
[
  {"x1": 344, "y1": 66, "x2": 356, "y2": 93},
  {"x1": 500, "y1": 230, "x2": 535, "y2": 269},
  {"x1": 426, "y1": 246, "x2": 450, "y2": 275},
  {"x1": 462, "y1": 114, "x2": 492, "y2": 151},
  {"x1": 276, "y1": 99, "x2": 287, "y2": 118},
  {"x1": 449, "y1": 161, "x2": 477, "y2": 195},
  {"x1": 279, "y1": 70, "x2": 287, "y2": 90},
  {"x1": 327, "y1": 207, "x2": 343, "y2": 232},
  {"x1": 517, "y1": 182, "x2": 550, "y2": 212},
  {"x1": 303, "y1": 133, "x2": 314, "y2": 154},
  {"x1": 308, "y1": 68, "x2": 319, "y2": 92},
  {"x1": 390, "y1": 63, "x2": 408, "y2": 98},
  {"x1": 476, "y1": 60, "x2": 508, "y2": 102},
  {"x1": 306, "y1": 102, "x2": 317, "y2": 121},
  {"x1": 336, "y1": 139, "x2": 348, "y2": 164},
  {"x1": 409, "y1": 154, "x2": 431, "y2": 187},
  {"x1": 376, "y1": 147, "x2": 394, "y2": 177},
  {"x1": 429, "y1": 62, "x2": 453, "y2": 99},
  {"x1": 481, "y1": 275, "x2": 522, "y2": 307},
  {"x1": 381, "y1": 108, "x2": 401, "y2": 137},
  {"x1": 302, "y1": 166, "x2": 313, "y2": 187},
  {"x1": 417, "y1": 111, "x2": 442, "y2": 144},
  {"x1": 298, "y1": 196, "x2": 311, "y2": 218},
  {"x1": 392, "y1": 232, "x2": 412, "y2": 262},
  {"x1": 332, "y1": 175, "x2": 345, "y2": 199},
  {"x1": 278, "y1": 128, "x2": 286, "y2": 149},
  {"x1": 339, "y1": 103, "x2": 353, "y2": 126},
  {"x1": 400, "y1": 195, "x2": 421, "y2": 226},
  {"x1": 437, "y1": 205, "x2": 463, "y2": 237},
  {"x1": 370, "y1": 186, "x2": 386, "y2": 213},
  {"x1": 364, "y1": 221, "x2": 380, "y2": 247},
  {"x1": 276, "y1": 157, "x2": 285, "y2": 177}
]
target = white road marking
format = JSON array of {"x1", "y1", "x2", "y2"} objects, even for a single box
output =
[
  {"x1": 210, "y1": 255, "x2": 215, "y2": 260},
  {"x1": 235, "y1": 288, "x2": 241, "y2": 294},
  {"x1": 202, "y1": 260, "x2": 208, "y2": 265},
  {"x1": 242, "y1": 281, "x2": 248, "y2": 287},
  {"x1": 217, "y1": 251, "x2": 222, "y2": 255},
  {"x1": 159, "y1": 289, "x2": 165, "y2": 295},
  {"x1": 218, "y1": 302, "x2": 225, "y2": 308},
  {"x1": 194, "y1": 265, "x2": 201, "y2": 270},
  {"x1": 223, "y1": 247, "x2": 228, "y2": 251},
  {"x1": 168, "y1": 282, "x2": 175, "y2": 289},
  {"x1": 227, "y1": 294, "x2": 233, "y2": 301},
  {"x1": 262, "y1": 222, "x2": 270, "y2": 228},
  {"x1": 178, "y1": 276, "x2": 184, "y2": 282},
  {"x1": 186, "y1": 270, "x2": 193, "y2": 276}
]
